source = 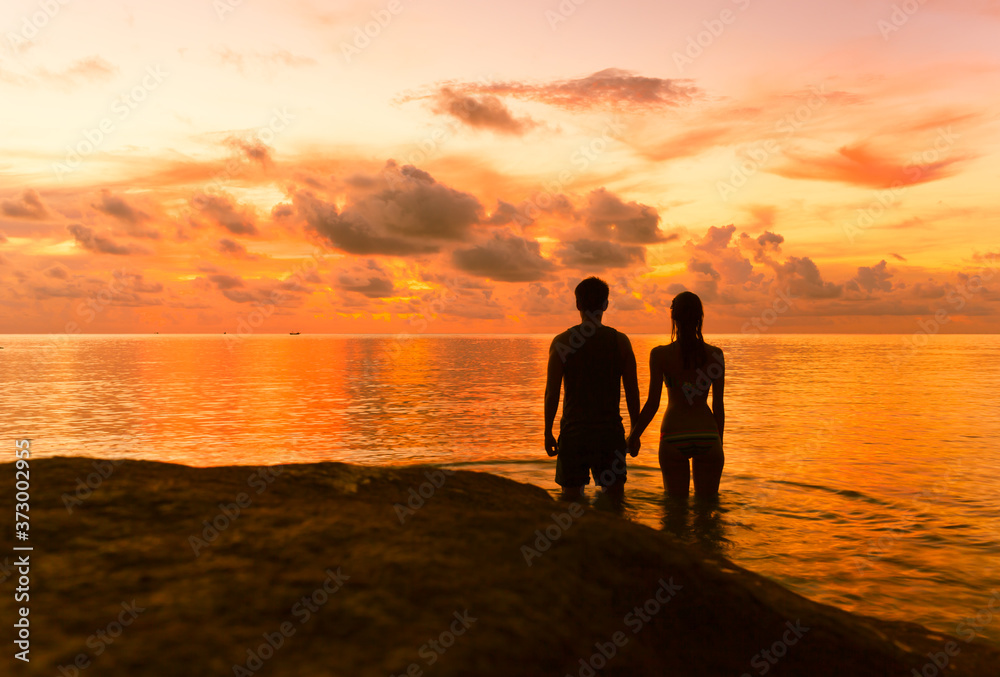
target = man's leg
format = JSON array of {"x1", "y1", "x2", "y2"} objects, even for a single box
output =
[
  {"x1": 560, "y1": 485, "x2": 586, "y2": 501},
  {"x1": 593, "y1": 432, "x2": 628, "y2": 497},
  {"x1": 554, "y1": 431, "x2": 590, "y2": 500}
]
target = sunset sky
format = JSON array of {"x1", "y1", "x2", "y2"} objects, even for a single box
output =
[{"x1": 1, "y1": 0, "x2": 998, "y2": 334}]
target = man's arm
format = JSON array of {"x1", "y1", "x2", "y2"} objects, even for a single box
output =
[
  {"x1": 618, "y1": 332, "x2": 640, "y2": 431},
  {"x1": 544, "y1": 338, "x2": 563, "y2": 456}
]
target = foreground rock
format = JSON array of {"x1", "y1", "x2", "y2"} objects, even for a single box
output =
[{"x1": 3, "y1": 458, "x2": 998, "y2": 676}]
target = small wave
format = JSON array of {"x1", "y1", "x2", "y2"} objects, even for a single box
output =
[
  {"x1": 437, "y1": 458, "x2": 546, "y2": 468},
  {"x1": 769, "y1": 479, "x2": 891, "y2": 505}
]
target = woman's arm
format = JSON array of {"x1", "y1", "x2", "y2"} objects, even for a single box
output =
[
  {"x1": 711, "y1": 350, "x2": 725, "y2": 445},
  {"x1": 626, "y1": 348, "x2": 664, "y2": 455}
]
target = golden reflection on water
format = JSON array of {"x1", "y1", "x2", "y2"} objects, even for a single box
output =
[{"x1": 1, "y1": 333, "x2": 999, "y2": 643}]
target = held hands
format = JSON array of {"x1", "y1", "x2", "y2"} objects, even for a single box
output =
[
  {"x1": 545, "y1": 430, "x2": 559, "y2": 457},
  {"x1": 626, "y1": 433, "x2": 640, "y2": 457}
]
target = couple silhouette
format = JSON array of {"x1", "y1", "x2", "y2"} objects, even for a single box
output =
[{"x1": 544, "y1": 277, "x2": 725, "y2": 501}]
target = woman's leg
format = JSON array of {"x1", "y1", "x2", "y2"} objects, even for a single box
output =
[
  {"x1": 659, "y1": 441, "x2": 691, "y2": 498},
  {"x1": 692, "y1": 439, "x2": 724, "y2": 496}
]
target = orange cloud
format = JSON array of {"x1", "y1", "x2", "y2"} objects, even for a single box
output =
[
  {"x1": 1, "y1": 56, "x2": 118, "y2": 89},
  {"x1": 452, "y1": 231, "x2": 555, "y2": 282},
  {"x1": 92, "y1": 190, "x2": 162, "y2": 239},
  {"x1": 334, "y1": 259, "x2": 396, "y2": 298},
  {"x1": 216, "y1": 238, "x2": 259, "y2": 260},
  {"x1": 290, "y1": 162, "x2": 484, "y2": 255},
  {"x1": 407, "y1": 68, "x2": 702, "y2": 112},
  {"x1": 1, "y1": 189, "x2": 50, "y2": 220},
  {"x1": 190, "y1": 193, "x2": 259, "y2": 236},
  {"x1": 67, "y1": 223, "x2": 149, "y2": 256},
  {"x1": 773, "y1": 141, "x2": 966, "y2": 189},
  {"x1": 557, "y1": 239, "x2": 645, "y2": 270},
  {"x1": 432, "y1": 88, "x2": 536, "y2": 135},
  {"x1": 582, "y1": 188, "x2": 671, "y2": 244}
]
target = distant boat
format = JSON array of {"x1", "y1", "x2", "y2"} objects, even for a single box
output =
[{"x1": 289, "y1": 332, "x2": 301, "y2": 335}]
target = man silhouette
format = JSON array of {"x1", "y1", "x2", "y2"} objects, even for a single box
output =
[{"x1": 544, "y1": 277, "x2": 640, "y2": 500}]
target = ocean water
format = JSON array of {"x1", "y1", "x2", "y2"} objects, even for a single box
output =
[{"x1": 2, "y1": 333, "x2": 999, "y2": 643}]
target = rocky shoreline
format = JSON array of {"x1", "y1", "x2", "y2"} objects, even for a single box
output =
[{"x1": 3, "y1": 457, "x2": 998, "y2": 676}]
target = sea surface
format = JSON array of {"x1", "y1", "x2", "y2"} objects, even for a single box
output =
[{"x1": 2, "y1": 333, "x2": 999, "y2": 644}]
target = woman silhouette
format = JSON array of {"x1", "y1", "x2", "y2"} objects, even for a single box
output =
[{"x1": 627, "y1": 292, "x2": 725, "y2": 497}]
